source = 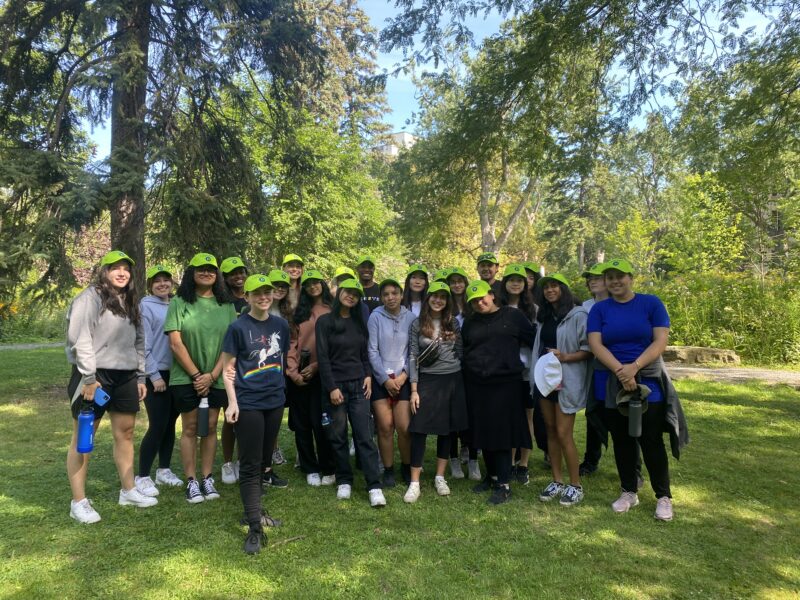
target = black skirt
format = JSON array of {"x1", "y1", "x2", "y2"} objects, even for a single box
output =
[
  {"x1": 409, "y1": 372, "x2": 468, "y2": 436},
  {"x1": 467, "y1": 377, "x2": 532, "y2": 451}
]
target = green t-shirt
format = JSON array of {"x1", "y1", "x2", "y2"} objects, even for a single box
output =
[{"x1": 164, "y1": 295, "x2": 237, "y2": 388}]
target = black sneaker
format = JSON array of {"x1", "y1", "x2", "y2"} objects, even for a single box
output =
[
  {"x1": 579, "y1": 461, "x2": 598, "y2": 476},
  {"x1": 244, "y1": 527, "x2": 266, "y2": 554},
  {"x1": 201, "y1": 475, "x2": 220, "y2": 500},
  {"x1": 186, "y1": 478, "x2": 204, "y2": 504},
  {"x1": 515, "y1": 465, "x2": 530, "y2": 486},
  {"x1": 262, "y1": 470, "x2": 288, "y2": 489},
  {"x1": 488, "y1": 485, "x2": 512, "y2": 505},
  {"x1": 382, "y1": 468, "x2": 396, "y2": 488},
  {"x1": 472, "y1": 477, "x2": 497, "y2": 493},
  {"x1": 400, "y1": 463, "x2": 411, "y2": 485}
]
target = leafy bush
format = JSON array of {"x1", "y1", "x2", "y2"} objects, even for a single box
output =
[{"x1": 0, "y1": 303, "x2": 66, "y2": 344}]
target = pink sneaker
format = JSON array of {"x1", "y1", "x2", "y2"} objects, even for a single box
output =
[
  {"x1": 612, "y1": 491, "x2": 639, "y2": 513},
  {"x1": 655, "y1": 496, "x2": 673, "y2": 521}
]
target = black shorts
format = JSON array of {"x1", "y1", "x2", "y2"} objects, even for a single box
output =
[
  {"x1": 172, "y1": 384, "x2": 228, "y2": 413},
  {"x1": 371, "y1": 378, "x2": 411, "y2": 402},
  {"x1": 69, "y1": 365, "x2": 140, "y2": 419}
]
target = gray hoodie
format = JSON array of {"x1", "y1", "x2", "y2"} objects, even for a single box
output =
[
  {"x1": 65, "y1": 287, "x2": 145, "y2": 386},
  {"x1": 140, "y1": 294, "x2": 172, "y2": 382},
  {"x1": 367, "y1": 305, "x2": 416, "y2": 385},
  {"x1": 529, "y1": 305, "x2": 591, "y2": 414}
]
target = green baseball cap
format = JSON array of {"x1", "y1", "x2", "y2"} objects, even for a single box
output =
[
  {"x1": 539, "y1": 273, "x2": 571, "y2": 288},
  {"x1": 476, "y1": 252, "x2": 499, "y2": 265},
  {"x1": 100, "y1": 250, "x2": 135, "y2": 267},
  {"x1": 188, "y1": 253, "x2": 218, "y2": 268},
  {"x1": 268, "y1": 269, "x2": 290, "y2": 286},
  {"x1": 406, "y1": 263, "x2": 427, "y2": 277},
  {"x1": 301, "y1": 269, "x2": 324, "y2": 285},
  {"x1": 145, "y1": 264, "x2": 171, "y2": 280},
  {"x1": 446, "y1": 267, "x2": 469, "y2": 281},
  {"x1": 521, "y1": 261, "x2": 540, "y2": 274},
  {"x1": 582, "y1": 262, "x2": 606, "y2": 278},
  {"x1": 220, "y1": 256, "x2": 246, "y2": 274},
  {"x1": 432, "y1": 268, "x2": 451, "y2": 282},
  {"x1": 282, "y1": 253, "x2": 304, "y2": 266},
  {"x1": 338, "y1": 279, "x2": 364, "y2": 296},
  {"x1": 427, "y1": 281, "x2": 451, "y2": 296},
  {"x1": 602, "y1": 258, "x2": 635, "y2": 275},
  {"x1": 379, "y1": 277, "x2": 403, "y2": 292},
  {"x1": 465, "y1": 279, "x2": 492, "y2": 303},
  {"x1": 355, "y1": 254, "x2": 376, "y2": 267},
  {"x1": 334, "y1": 266, "x2": 356, "y2": 280},
  {"x1": 244, "y1": 274, "x2": 274, "y2": 293},
  {"x1": 503, "y1": 264, "x2": 526, "y2": 279}
]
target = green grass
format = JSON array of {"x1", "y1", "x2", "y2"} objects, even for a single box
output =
[{"x1": 1, "y1": 348, "x2": 799, "y2": 599}]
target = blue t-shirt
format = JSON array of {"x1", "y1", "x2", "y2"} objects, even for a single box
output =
[
  {"x1": 222, "y1": 314, "x2": 290, "y2": 411},
  {"x1": 587, "y1": 294, "x2": 670, "y2": 402}
]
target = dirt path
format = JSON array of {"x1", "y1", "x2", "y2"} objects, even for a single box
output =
[{"x1": 667, "y1": 365, "x2": 800, "y2": 387}]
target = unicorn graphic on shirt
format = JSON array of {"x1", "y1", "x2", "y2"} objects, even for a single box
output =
[{"x1": 244, "y1": 331, "x2": 283, "y2": 378}]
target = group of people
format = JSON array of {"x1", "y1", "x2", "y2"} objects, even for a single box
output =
[{"x1": 65, "y1": 249, "x2": 688, "y2": 554}]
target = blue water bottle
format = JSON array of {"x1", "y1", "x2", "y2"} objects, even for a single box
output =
[{"x1": 76, "y1": 406, "x2": 95, "y2": 453}]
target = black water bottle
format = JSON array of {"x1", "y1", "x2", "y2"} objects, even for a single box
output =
[
  {"x1": 628, "y1": 394, "x2": 643, "y2": 438},
  {"x1": 197, "y1": 397, "x2": 209, "y2": 437}
]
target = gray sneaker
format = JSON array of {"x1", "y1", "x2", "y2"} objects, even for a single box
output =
[
  {"x1": 612, "y1": 491, "x2": 639, "y2": 513},
  {"x1": 539, "y1": 481, "x2": 565, "y2": 502},
  {"x1": 272, "y1": 447, "x2": 286, "y2": 466},
  {"x1": 655, "y1": 496, "x2": 673, "y2": 521},
  {"x1": 450, "y1": 458, "x2": 465, "y2": 479},
  {"x1": 467, "y1": 460, "x2": 482, "y2": 481},
  {"x1": 559, "y1": 484, "x2": 584, "y2": 506}
]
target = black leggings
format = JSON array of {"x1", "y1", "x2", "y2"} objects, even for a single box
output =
[
  {"x1": 483, "y1": 449, "x2": 512, "y2": 486},
  {"x1": 235, "y1": 407, "x2": 284, "y2": 528},
  {"x1": 138, "y1": 371, "x2": 179, "y2": 476},
  {"x1": 410, "y1": 432, "x2": 450, "y2": 468},
  {"x1": 449, "y1": 431, "x2": 478, "y2": 460}
]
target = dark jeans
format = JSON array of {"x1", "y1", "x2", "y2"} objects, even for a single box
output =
[
  {"x1": 411, "y1": 432, "x2": 449, "y2": 468},
  {"x1": 604, "y1": 404, "x2": 671, "y2": 498},
  {"x1": 235, "y1": 407, "x2": 284, "y2": 528},
  {"x1": 323, "y1": 379, "x2": 381, "y2": 490},
  {"x1": 291, "y1": 376, "x2": 334, "y2": 476},
  {"x1": 138, "y1": 371, "x2": 179, "y2": 476},
  {"x1": 483, "y1": 449, "x2": 512, "y2": 485},
  {"x1": 582, "y1": 412, "x2": 603, "y2": 466}
]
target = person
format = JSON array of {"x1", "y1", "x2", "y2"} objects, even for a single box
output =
[
  {"x1": 354, "y1": 254, "x2": 382, "y2": 313},
  {"x1": 476, "y1": 252, "x2": 503, "y2": 298},
  {"x1": 498, "y1": 264, "x2": 537, "y2": 486},
  {"x1": 135, "y1": 264, "x2": 182, "y2": 498},
  {"x1": 332, "y1": 266, "x2": 357, "y2": 293},
  {"x1": 444, "y1": 266, "x2": 477, "y2": 479},
  {"x1": 587, "y1": 259, "x2": 688, "y2": 521},
  {"x1": 401, "y1": 264, "x2": 429, "y2": 316},
  {"x1": 219, "y1": 256, "x2": 248, "y2": 484},
  {"x1": 281, "y1": 254, "x2": 305, "y2": 311},
  {"x1": 66, "y1": 250, "x2": 156, "y2": 524},
  {"x1": 265, "y1": 269, "x2": 294, "y2": 469},
  {"x1": 432, "y1": 268, "x2": 450, "y2": 283},
  {"x1": 522, "y1": 261, "x2": 542, "y2": 291},
  {"x1": 286, "y1": 269, "x2": 336, "y2": 487},
  {"x1": 461, "y1": 280, "x2": 535, "y2": 504},
  {"x1": 164, "y1": 252, "x2": 237, "y2": 503},
  {"x1": 404, "y1": 282, "x2": 468, "y2": 503},
  {"x1": 531, "y1": 273, "x2": 592, "y2": 506},
  {"x1": 579, "y1": 262, "x2": 608, "y2": 476},
  {"x1": 522, "y1": 260, "x2": 548, "y2": 466},
  {"x1": 368, "y1": 278, "x2": 416, "y2": 488},
  {"x1": 315, "y1": 279, "x2": 387, "y2": 507},
  {"x1": 222, "y1": 274, "x2": 290, "y2": 554}
]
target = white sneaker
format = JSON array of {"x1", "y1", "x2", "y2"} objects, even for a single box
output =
[
  {"x1": 155, "y1": 468, "x2": 183, "y2": 487},
  {"x1": 369, "y1": 488, "x2": 387, "y2": 508},
  {"x1": 336, "y1": 484, "x2": 352, "y2": 500},
  {"x1": 468, "y1": 459, "x2": 482, "y2": 481},
  {"x1": 306, "y1": 473, "x2": 321, "y2": 487},
  {"x1": 134, "y1": 475, "x2": 159, "y2": 497},
  {"x1": 70, "y1": 498, "x2": 101, "y2": 524},
  {"x1": 221, "y1": 461, "x2": 238, "y2": 484},
  {"x1": 450, "y1": 458, "x2": 465, "y2": 479},
  {"x1": 612, "y1": 491, "x2": 640, "y2": 513},
  {"x1": 119, "y1": 487, "x2": 158, "y2": 508},
  {"x1": 403, "y1": 482, "x2": 421, "y2": 503},
  {"x1": 320, "y1": 475, "x2": 336, "y2": 486},
  {"x1": 434, "y1": 476, "x2": 451, "y2": 496}
]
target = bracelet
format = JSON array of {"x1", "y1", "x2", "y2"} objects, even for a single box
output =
[
  {"x1": 190, "y1": 371, "x2": 202, "y2": 381},
  {"x1": 634, "y1": 359, "x2": 642, "y2": 370}
]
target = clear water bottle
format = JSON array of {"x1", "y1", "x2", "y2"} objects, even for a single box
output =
[
  {"x1": 76, "y1": 406, "x2": 95, "y2": 453},
  {"x1": 321, "y1": 411, "x2": 332, "y2": 428},
  {"x1": 197, "y1": 397, "x2": 209, "y2": 437}
]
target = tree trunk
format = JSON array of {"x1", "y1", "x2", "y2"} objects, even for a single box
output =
[
  {"x1": 109, "y1": 1, "x2": 151, "y2": 289},
  {"x1": 477, "y1": 162, "x2": 495, "y2": 251}
]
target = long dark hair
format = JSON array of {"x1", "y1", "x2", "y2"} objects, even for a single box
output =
[
  {"x1": 293, "y1": 280, "x2": 334, "y2": 325},
  {"x1": 401, "y1": 272, "x2": 428, "y2": 309},
  {"x1": 535, "y1": 282, "x2": 578, "y2": 322},
  {"x1": 93, "y1": 264, "x2": 141, "y2": 326},
  {"x1": 329, "y1": 287, "x2": 368, "y2": 336},
  {"x1": 419, "y1": 291, "x2": 457, "y2": 341},
  {"x1": 499, "y1": 276, "x2": 535, "y2": 321},
  {"x1": 176, "y1": 265, "x2": 231, "y2": 305}
]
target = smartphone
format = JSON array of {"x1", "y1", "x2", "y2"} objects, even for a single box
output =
[{"x1": 94, "y1": 387, "x2": 110, "y2": 407}]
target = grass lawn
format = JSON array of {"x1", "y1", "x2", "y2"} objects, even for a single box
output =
[{"x1": 1, "y1": 348, "x2": 799, "y2": 599}]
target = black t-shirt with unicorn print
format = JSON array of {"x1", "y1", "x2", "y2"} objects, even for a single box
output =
[{"x1": 222, "y1": 313, "x2": 290, "y2": 410}]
